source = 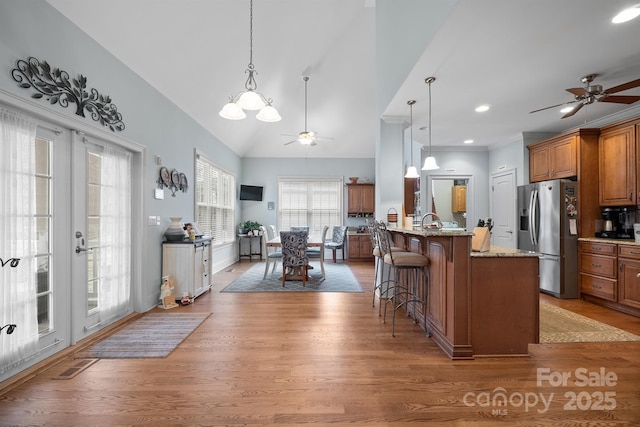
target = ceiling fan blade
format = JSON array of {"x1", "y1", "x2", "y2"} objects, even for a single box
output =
[
  {"x1": 562, "y1": 102, "x2": 584, "y2": 118},
  {"x1": 316, "y1": 136, "x2": 335, "y2": 141},
  {"x1": 280, "y1": 133, "x2": 300, "y2": 137},
  {"x1": 283, "y1": 140, "x2": 297, "y2": 145},
  {"x1": 529, "y1": 100, "x2": 578, "y2": 114},
  {"x1": 599, "y1": 95, "x2": 640, "y2": 104},
  {"x1": 566, "y1": 87, "x2": 587, "y2": 97},
  {"x1": 604, "y1": 78, "x2": 640, "y2": 94}
]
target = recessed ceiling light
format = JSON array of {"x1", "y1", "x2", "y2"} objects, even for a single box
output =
[
  {"x1": 464, "y1": 139, "x2": 474, "y2": 144},
  {"x1": 560, "y1": 106, "x2": 574, "y2": 113},
  {"x1": 475, "y1": 104, "x2": 490, "y2": 113},
  {"x1": 612, "y1": 5, "x2": 640, "y2": 23}
]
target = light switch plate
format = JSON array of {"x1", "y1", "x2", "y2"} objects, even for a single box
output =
[{"x1": 154, "y1": 188, "x2": 164, "y2": 199}]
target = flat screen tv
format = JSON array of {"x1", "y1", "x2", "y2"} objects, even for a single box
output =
[{"x1": 239, "y1": 185, "x2": 263, "y2": 201}]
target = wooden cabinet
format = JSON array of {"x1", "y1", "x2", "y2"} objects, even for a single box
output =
[
  {"x1": 599, "y1": 122, "x2": 637, "y2": 206},
  {"x1": 347, "y1": 183, "x2": 374, "y2": 217},
  {"x1": 162, "y1": 238, "x2": 212, "y2": 302},
  {"x1": 451, "y1": 185, "x2": 466, "y2": 213},
  {"x1": 527, "y1": 129, "x2": 600, "y2": 238},
  {"x1": 347, "y1": 234, "x2": 373, "y2": 260},
  {"x1": 578, "y1": 241, "x2": 617, "y2": 302},
  {"x1": 579, "y1": 239, "x2": 640, "y2": 317},
  {"x1": 618, "y1": 245, "x2": 640, "y2": 309},
  {"x1": 528, "y1": 134, "x2": 578, "y2": 182}
]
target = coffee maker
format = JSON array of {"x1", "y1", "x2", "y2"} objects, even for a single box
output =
[
  {"x1": 596, "y1": 207, "x2": 636, "y2": 239},
  {"x1": 618, "y1": 207, "x2": 636, "y2": 239}
]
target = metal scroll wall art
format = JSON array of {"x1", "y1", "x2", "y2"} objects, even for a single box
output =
[
  {"x1": 11, "y1": 56, "x2": 125, "y2": 132},
  {"x1": 157, "y1": 166, "x2": 188, "y2": 197}
]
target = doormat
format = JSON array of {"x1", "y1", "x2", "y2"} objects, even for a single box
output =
[
  {"x1": 539, "y1": 301, "x2": 640, "y2": 343},
  {"x1": 76, "y1": 312, "x2": 211, "y2": 358},
  {"x1": 221, "y1": 262, "x2": 363, "y2": 293}
]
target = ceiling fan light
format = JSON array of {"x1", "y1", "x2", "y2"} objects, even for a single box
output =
[
  {"x1": 236, "y1": 90, "x2": 266, "y2": 110},
  {"x1": 422, "y1": 156, "x2": 440, "y2": 171},
  {"x1": 560, "y1": 106, "x2": 574, "y2": 113},
  {"x1": 256, "y1": 104, "x2": 281, "y2": 122},
  {"x1": 612, "y1": 6, "x2": 640, "y2": 23},
  {"x1": 219, "y1": 102, "x2": 246, "y2": 120},
  {"x1": 404, "y1": 165, "x2": 419, "y2": 178}
]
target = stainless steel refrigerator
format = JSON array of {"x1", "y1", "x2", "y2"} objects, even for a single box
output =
[{"x1": 517, "y1": 179, "x2": 578, "y2": 298}]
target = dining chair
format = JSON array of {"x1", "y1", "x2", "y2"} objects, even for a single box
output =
[
  {"x1": 259, "y1": 225, "x2": 282, "y2": 278},
  {"x1": 279, "y1": 230, "x2": 310, "y2": 287},
  {"x1": 290, "y1": 226, "x2": 310, "y2": 234},
  {"x1": 307, "y1": 225, "x2": 328, "y2": 279},
  {"x1": 268, "y1": 225, "x2": 277, "y2": 239},
  {"x1": 325, "y1": 225, "x2": 348, "y2": 262}
]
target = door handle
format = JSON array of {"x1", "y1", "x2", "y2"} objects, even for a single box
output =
[
  {"x1": 75, "y1": 246, "x2": 87, "y2": 254},
  {"x1": 506, "y1": 230, "x2": 513, "y2": 234}
]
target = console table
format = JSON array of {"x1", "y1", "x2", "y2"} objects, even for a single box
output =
[{"x1": 238, "y1": 234, "x2": 263, "y2": 261}]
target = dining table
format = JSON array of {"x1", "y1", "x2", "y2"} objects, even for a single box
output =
[{"x1": 266, "y1": 236, "x2": 325, "y2": 281}]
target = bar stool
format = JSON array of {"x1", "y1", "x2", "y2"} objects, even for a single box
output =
[
  {"x1": 377, "y1": 221, "x2": 429, "y2": 337},
  {"x1": 369, "y1": 220, "x2": 406, "y2": 314}
]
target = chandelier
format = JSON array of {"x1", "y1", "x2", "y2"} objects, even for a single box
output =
[{"x1": 219, "y1": 0, "x2": 281, "y2": 122}]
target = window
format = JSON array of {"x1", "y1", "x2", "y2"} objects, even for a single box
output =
[
  {"x1": 278, "y1": 177, "x2": 343, "y2": 237},
  {"x1": 195, "y1": 153, "x2": 236, "y2": 245}
]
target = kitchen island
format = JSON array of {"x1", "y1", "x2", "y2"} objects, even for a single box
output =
[{"x1": 387, "y1": 227, "x2": 540, "y2": 359}]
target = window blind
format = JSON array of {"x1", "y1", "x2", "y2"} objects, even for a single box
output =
[
  {"x1": 278, "y1": 178, "x2": 342, "y2": 237},
  {"x1": 195, "y1": 154, "x2": 235, "y2": 245}
]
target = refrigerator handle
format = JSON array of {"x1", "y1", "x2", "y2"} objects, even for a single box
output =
[
  {"x1": 531, "y1": 189, "x2": 539, "y2": 246},
  {"x1": 528, "y1": 189, "x2": 535, "y2": 246}
]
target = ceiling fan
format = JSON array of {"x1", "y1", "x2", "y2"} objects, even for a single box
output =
[
  {"x1": 530, "y1": 74, "x2": 640, "y2": 118},
  {"x1": 282, "y1": 76, "x2": 333, "y2": 146}
]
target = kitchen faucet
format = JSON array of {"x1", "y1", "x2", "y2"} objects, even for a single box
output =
[{"x1": 421, "y1": 212, "x2": 443, "y2": 230}]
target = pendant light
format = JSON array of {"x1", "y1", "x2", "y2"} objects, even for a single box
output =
[
  {"x1": 404, "y1": 100, "x2": 419, "y2": 178},
  {"x1": 422, "y1": 76, "x2": 440, "y2": 170},
  {"x1": 219, "y1": 0, "x2": 281, "y2": 122}
]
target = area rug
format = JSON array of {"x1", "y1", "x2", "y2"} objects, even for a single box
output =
[
  {"x1": 77, "y1": 312, "x2": 211, "y2": 358},
  {"x1": 221, "y1": 262, "x2": 363, "y2": 293},
  {"x1": 539, "y1": 301, "x2": 640, "y2": 343}
]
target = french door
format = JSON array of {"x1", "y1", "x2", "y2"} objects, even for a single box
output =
[
  {"x1": 1, "y1": 106, "x2": 136, "y2": 381},
  {"x1": 70, "y1": 131, "x2": 134, "y2": 343}
]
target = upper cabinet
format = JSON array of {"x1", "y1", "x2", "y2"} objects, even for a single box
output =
[
  {"x1": 528, "y1": 134, "x2": 578, "y2": 182},
  {"x1": 451, "y1": 185, "x2": 466, "y2": 213},
  {"x1": 347, "y1": 183, "x2": 375, "y2": 217},
  {"x1": 599, "y1": 121, "x2": 638, "y2": 206},
  {"x1": 527, "y1": 129, "x2": 600, "y2": 237}
]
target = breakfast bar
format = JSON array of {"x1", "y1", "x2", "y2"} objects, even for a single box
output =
[{"x1": 387, "y1": 227, "x2": 540, "y2": 359}]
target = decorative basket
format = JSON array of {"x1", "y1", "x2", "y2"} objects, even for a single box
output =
[{"x1": 387, "y1": 207, "x2": 398, "y2": 224}]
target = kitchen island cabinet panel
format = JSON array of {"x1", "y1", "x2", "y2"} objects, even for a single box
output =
[{"x1": 388, "y1": 228, "x2": 539, "y2": 359}]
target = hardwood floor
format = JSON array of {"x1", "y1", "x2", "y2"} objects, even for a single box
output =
[{"x1": 1, "y1": 261, "x2": 640, "y2": 426}]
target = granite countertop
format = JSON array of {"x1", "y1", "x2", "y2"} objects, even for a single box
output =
[
  {"x1": 470, "y1": 246, "x2": 540, "y2": 258},
  {"x1": 579, "y1": 237, "x2": 640, "y2": 246},
  {"x1": 387, "y1": 226, "x2": 474, "y2": 237}
]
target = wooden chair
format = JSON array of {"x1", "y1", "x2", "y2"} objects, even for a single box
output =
[
  {"x1": 325, "y1": 225, "x2": 348, "y2": 262},
  {"x1": 279, "y1": 230, "x2": 310, "y2": 287},
  {"x1": 307, "y1": 225, "x2": 329, "y2": 279},
  {"x1": 260, "y1": 225, "x2": 281, "y2": 278}
]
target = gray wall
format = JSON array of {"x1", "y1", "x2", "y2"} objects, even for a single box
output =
[
  {"x1": 0, "y1": 1, "x2": 241, "y2": 311},
  {"x1": 241, "y1": 157, "x2": 375, "y2": 228}
]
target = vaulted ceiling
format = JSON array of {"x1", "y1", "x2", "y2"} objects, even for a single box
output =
[{"x1": 46, "y1": 0, "x2": 640, "y2": 158}]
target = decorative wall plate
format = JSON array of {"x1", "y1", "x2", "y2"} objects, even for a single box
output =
[
  {"x1": 171, "y1": 169, "x2": 181, "y2": 186},
  {"x1": 159, "y1": 167, "x2": 171, "y2": 186},
  {"x1": 179, "y1": 173, "x2": 188, "y2": 192}
]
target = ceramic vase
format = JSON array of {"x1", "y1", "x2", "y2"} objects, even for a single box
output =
[{"x1": 165, "y1": 216, "x2": 187, "y2": 241}]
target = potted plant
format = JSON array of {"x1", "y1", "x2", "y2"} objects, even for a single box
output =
[{"x1": 240, "y1": 220, "x2": 262, "y2": 236}]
